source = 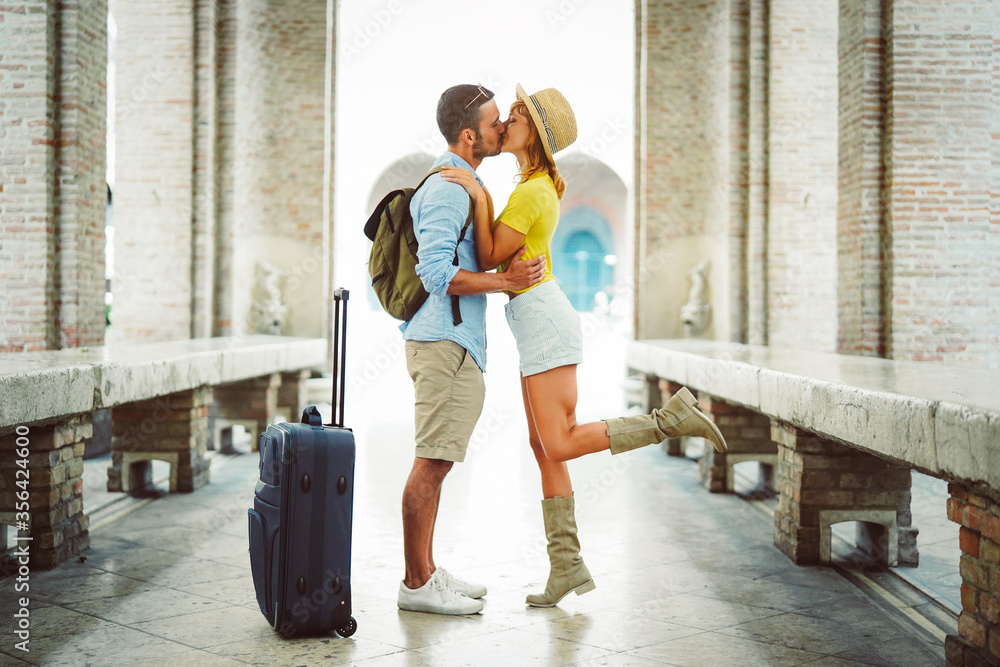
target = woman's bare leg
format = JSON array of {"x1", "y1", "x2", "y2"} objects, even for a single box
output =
[
  {"x1": 520, "y1": 374, "x2": 573, "y2": 497},
  {"x1": 521, "y1": 372, "x2": 595, "y2": 606},
  {"x1": 524, "y1": 365, "x2": 611, "y2": 463}
]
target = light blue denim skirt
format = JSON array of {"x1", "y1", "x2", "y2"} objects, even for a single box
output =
[{"x1": 504, "y1": 280, "x2": 583, "y2": 377}]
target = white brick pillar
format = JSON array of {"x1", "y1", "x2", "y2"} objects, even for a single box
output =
[
  {"x1": 231, "y1": 0, "x2": 334, "y2": 342},
  {"x1": 634, "y1": 0, "x2": 734, "y2": 341},
  {"x1": 882, "y1": 0, "x2": 997, "y2": 365},
  {"x1": 837, "y1": 0, "x2": 888, "y2": 357},
  {"x1": 0, "y1": 1, "x2": 108, "y2": 351},
  {"x1": 765, "y1": 0, "x2": 839, "y2": 352},
  {"x1": 111, "y1": 0, "x2": 199, "y2": 342}
]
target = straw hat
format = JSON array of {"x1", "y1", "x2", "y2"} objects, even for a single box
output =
[{"x1": 515, "y1": 83, "x2": 577, "y2": 164}]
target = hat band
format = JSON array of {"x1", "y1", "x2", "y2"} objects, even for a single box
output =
[{"x1": 529, "y1": 93, "x2": 558, "y2": 156}]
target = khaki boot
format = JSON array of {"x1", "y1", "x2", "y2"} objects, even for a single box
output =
[
  {"x1": 526, "y1": 496, "x2": 596, "y2": 607},
  {"x1": 605, "y1": 386, "x2": 727, "y2": 454}
]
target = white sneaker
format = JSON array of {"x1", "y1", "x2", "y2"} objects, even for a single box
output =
[
  {"x1": 436, "y1": 567, "x2": 487, "y2": 599},
  {"x1": 397, "y1": 570, "x2": 484, "y2": 615}
]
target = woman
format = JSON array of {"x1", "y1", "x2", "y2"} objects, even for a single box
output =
[{"x1": 441, "y1": 84, "x2": 728, "y2": 607}]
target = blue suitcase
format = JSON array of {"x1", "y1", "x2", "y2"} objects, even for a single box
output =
[{"x1": 248, "y1": 288, "x2": 357, "y2": 638}]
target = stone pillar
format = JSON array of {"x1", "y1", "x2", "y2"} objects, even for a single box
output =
[
  {"x1": 0, "y1": 416, "x2": 91, "y2": 570},
  {"x1": 0, "y1": 1, "x2": 108, "y2": 351},
  {"x1": 657, "y1": 378, "x2": 685, "y2": 457},
  {"x1": 881, "y1": 0, "x2": 998, "y2": 365},
  {"x1": 231, "y1": 0, "x2": 333, "y2": 341},
  {"x1": 992, "y1": 0, "x2": 1000, "y2": 373},
  {"x1": 836, "y1": 0, "x2": 887, "y2": 357},
  {"x1": 213, "y1": 0, "x2": 237, "y2": 336},
  {"x1": 278, "y1": 369, "x2": 311, "y2": 422},
  {"x1": 111, "y1": 0, "x2": 198, "y2": 342},
  {"x1": 190, "y1": 0, "x2": 221, "y2": 338},
  {"x1": 945, "y1": 482, "x2": 1000, "y2": 666},
  {"x1": 765, "y1": 0, "x2": 839, "y2": 352},
  {"x1": 213, "y1": 374, "x2": 280, "y2": 452},
  {"x1": 634, "y1": 0, "x2": 733, "y2": 340},
  {"x1": 745, "y1": 0, "x2": 769, "y2": 346},
  {"x1": 772, "y1": 422, "x2": 917, "y2": 567},
  {"x1": 108, "y1": 387, "x2": 212, "y2": 493},
  {"x1": 697, "y1": 395, "x2": 775, "y2": 493},
  {"x1": 728, "y1": 0, "x2": 750, "y2": 343}
]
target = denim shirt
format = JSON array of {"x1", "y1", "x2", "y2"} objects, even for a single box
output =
[{"x1": 399, "y1": 152, "x2": 487, "y2": 371}]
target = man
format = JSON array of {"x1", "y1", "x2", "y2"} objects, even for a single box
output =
[{"x1": 397, "y1": 84, "x2": 546, "y2": 615}]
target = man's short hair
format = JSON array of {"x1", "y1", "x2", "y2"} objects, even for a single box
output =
[{"x1": 436, "y1": 84, "x2": 495, "y2": 146}]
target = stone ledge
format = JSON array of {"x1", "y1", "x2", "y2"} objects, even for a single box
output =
[
  {"x1": 0, "y1": 336, "x2": 327, "y2": 430},
  {"x1": 627, "y1": 339, "x2": 1000, "y2": 490}
]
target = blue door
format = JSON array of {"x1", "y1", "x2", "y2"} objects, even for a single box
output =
[{"x1": 551, "y1": 207, "x2": 615, "y2": 311}]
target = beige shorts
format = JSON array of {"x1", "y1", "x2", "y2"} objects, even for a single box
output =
[{"x1": 405, "y1": 339, "x2": 485, "y2": 463}]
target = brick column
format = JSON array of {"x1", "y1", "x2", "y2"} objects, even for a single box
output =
[
  {"x1": 108, "y1": 388, "x2": 212, "y2": 493},
  {"x1": 766, "y1": 0, "x2": 839, "y2": 351},
  {"x1": 634, "y1": 0, "x2": 734, "y2": 340},
  {"x1": 213, "y1": 374, "x2": 280, "y2": 452},
  {"x1": 836, "y1": 0, "x2": 887, "y2": 357},
  {"x1": 0, "y1": 1, "x2": 108, "y2": 351},
  {"x1": 277, "y1": 369, "x2": 311, "y2": 422},
  {"x1": 882, "y1": 0, "x2": 997, "y2": 365},
  {"x1": 745, "y1": 0, "x2": 769, "y2": 346},
  {"x1": 656, "y1": 379, "x2": 685, "y2": 457},
  {"x1": 111, "y1": 0, "x2": 198, "y2": 342},
  {"x1": 231, "y1": 0, "x2": 332, "y2": 341},
  {"x1": 0, "y1": 416, "x2": 91, "y2": 570},
  {"x1": 697, "y1": 395, "x2": 775, "y2": 494},
  {"x1": 945, "y1": 482, "x2": 1000, "y2": 666},
  {"x1": 772, "y1": 421, "x2": 917, "y2": 567}
]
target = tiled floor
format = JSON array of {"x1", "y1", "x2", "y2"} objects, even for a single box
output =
[{"x1": 0, "y1": 306, "x2": 954, "y2": 666}]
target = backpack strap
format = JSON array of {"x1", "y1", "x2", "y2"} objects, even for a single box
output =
[
  {"x1": 416, "y1": 165, "x2": 477, "y2": 327},
  {"x1": 451, "y1": 206, "x2": 475, "y2": 326},
  {"x1": 413, "y1": 165, "x2": 448, "y2": 191}
]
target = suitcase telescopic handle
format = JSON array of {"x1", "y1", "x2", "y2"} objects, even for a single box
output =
[{"x1": 331, "y1": 288, "x2": 349, "y2": 427}]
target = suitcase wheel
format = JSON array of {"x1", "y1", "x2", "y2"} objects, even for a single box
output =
[{"x1": 335, "y1": 617, "x2": 357, "y2": 638}]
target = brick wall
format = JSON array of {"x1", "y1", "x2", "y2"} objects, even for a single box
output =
[
  {"x1": 991, "y1": 0, "x2": 1000, "y2": 371},
  {"x1": 191, "y1": 0, "x2": 220, "y2": 339},
  {"x1": 946, "y1": 482, "x2": 1000, "y2": 665},
  {"x1": 636, "y1": 0, "x2": 840, "y2": 352},
  {"x1": 729, "y1": 0, "x2": 750, "y2": 343},
  {"x1": 214, "y1": 0, "x2": 236, "y2": 336},
  {"x1": 838, "y1": 0, "x2": 887, "y2": 357},
  {"x1": 110, "y1": 0, "x2": 333, "y2": 343},
  {"x1": 0, "y1": 1, "x2": 107, "y2": 351},
  {"x1": 111, "y1": 0, "x2": 197, "y2": 342},
  {"x1": 766, "y1": 0, "x2": 839, "y2": 353},
  {"x1": 746, "y1": 0, "x2": 769, "y2": 345},
  {"x1": 56, "y1": 0, "x2": 109, "y2": 349},
  {"x1": 0, "y1": 2, "x2": 58, "y2": 351},
  {"x1": 231, "y1": 0, "x2": 330, "y2": 340},
  {"x1": 634, "y1": 0, "x2": 733, "y2": 341},
  {"x1": 637, "y1": 0, "x2": 997, "y2": 364},
  {"x1": 885, "y1": 0, "x2": 994, "y2": 364}
]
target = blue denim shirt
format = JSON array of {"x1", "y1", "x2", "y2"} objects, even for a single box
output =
[{"x1": 399, "y1": 152, "x2": 487, "y2": 371}]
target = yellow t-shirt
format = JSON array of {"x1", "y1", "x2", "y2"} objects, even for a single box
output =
[{"x1": 495, "y1": 172, "x2": 559, "y2": 294}]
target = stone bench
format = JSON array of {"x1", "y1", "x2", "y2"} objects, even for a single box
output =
[
  {"x1": 0, "y1": 335, "x2": 326, "y2": 570},
  {"x1": 626, "y1": 339, "x2": 1000, "y2": 660}
]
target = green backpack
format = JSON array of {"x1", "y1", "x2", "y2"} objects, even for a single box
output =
[{"x1": 364, "y1": 167, "x2": 473, "y2": 324}]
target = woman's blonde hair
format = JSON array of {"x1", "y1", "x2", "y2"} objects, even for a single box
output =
[{"x1": 511, "y1": 99, "x2": 567, "y2": 199}]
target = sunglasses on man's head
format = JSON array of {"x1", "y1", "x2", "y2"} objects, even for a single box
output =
[{"x1": 464, "y1": 85, "x2": 489, "y2": 110}]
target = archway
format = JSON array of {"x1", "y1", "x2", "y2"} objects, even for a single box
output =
[
  {"x1": 554, "y1": 153, "x2": 629, "y2": 325},
  {"x1": 552, "y1": 207, "x2": 616, "y2": 311}
]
